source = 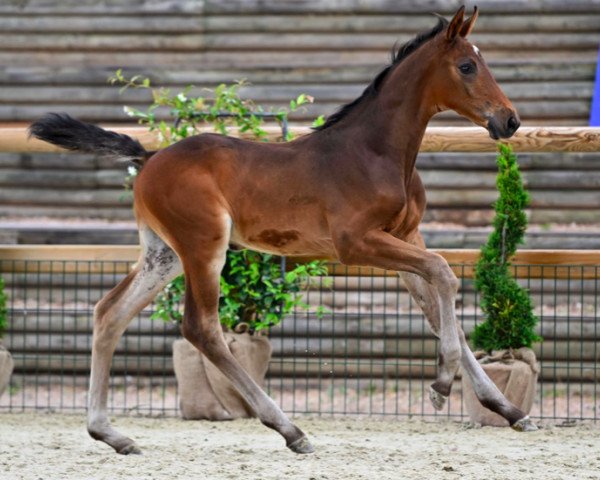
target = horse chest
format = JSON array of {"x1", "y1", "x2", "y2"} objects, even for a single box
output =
[{"x1": 382, "y1": 193, "x2": 425, "y2": 239}]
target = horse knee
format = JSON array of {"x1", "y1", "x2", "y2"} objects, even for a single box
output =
[
  {"x1": 439, "y1": 268, "x2": 459, "y2": 294},
  {"x1": 430, "y1": 259, "x2": 459, "y2": 295}
]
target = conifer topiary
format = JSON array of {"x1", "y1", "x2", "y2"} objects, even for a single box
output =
[{"x1": 471, "y1": 144, "x2": 541, "y2": 352}]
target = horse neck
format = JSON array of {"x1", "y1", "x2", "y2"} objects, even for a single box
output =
[
  {"x1": 326, "y1": 56, "x2": 438, "y2": 179},
  {"x1": 374, "y1": 59, "x2": 437, "y2": 175}
]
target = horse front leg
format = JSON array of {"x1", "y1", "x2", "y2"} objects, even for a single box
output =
[
  {"x1": 335, "y1": 229, "x2": 463, "y2": 406},
  {"x1": 398, "y1": 233, "x2": 536, "y2": 429},
  {"x1": 181, "y1": 247, "x2": 314, "y2": 454},
  {"x1": 398, "y1": 269, "x2": 451, "y2": 410}
]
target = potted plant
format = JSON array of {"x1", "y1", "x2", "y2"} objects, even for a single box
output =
[
  {"x1": 462, "y1": 144, "x2": 541, "y2": 426},
  {"x1": 0, "y1": 277, "x2": 13, "y2": 398},
  {"x1": 153, "y1": 250, "x2": 326, "y2": 419},
  {"x1": 113, "y1": 73, "x2": 327, "y2": 419}
]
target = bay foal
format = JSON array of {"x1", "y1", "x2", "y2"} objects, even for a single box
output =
[{"x1": 30, "y1": 6, "x2": 536, "y2": 455}]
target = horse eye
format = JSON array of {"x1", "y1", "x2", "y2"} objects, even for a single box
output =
[{"x1": 459, "y1": 63, "x2": 476, "y2": 75}]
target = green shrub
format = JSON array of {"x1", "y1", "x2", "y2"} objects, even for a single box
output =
[
  {"x1": 471, "y1": 144, "x2": 541, "y2": 352},
  {"x1": 152, "y1": 252, "x2": 327, "y2": 334},
  {"x1": 111, "y1": 72, "x2": 328, "y2": 333}
]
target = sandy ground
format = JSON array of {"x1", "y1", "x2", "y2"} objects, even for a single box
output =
[{"x1": 0, "y1": 413, "x2": 599, "y2": 480}]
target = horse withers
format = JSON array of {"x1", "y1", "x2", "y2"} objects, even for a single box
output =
[{"x1": 29, "y1": 6, "x2": 534, "y2": 455}]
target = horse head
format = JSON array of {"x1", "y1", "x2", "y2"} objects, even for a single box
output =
[{"x1": 428, "y1": 6, "x2": 520, "y2": 139}]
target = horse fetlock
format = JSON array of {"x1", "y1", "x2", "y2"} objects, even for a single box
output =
[
  {"x1": 437, "y1": 341, "x2": 461, "y2": 383},
  {"x1": 440, "y1": 347, "x2": 462, "y2": 371},
  {"x1": 262, "y1": 417, "x2": 306, "y2": 444},
  {"x1": 87, "y1": 418, "x2": 108, "y2": 440}
]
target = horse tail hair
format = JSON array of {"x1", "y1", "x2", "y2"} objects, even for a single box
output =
[{"x1": 29, "y1": 113, "x2": 152, "y2": 166}]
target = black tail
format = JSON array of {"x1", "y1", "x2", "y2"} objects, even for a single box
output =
[{"x1": 29, "y1": 113, "x2": 150, "y2": 166}]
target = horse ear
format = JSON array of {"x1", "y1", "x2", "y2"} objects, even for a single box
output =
[
  {"x1": 460, "y1": 6, "x2": 479, "y2": 38},
  {"x1": 446, "y1": 5, "x2": 465, "y2": 41}
]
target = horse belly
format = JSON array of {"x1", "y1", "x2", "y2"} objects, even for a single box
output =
[{"x1": 230, "y1": 214, "x2": 334, "y2": 257}]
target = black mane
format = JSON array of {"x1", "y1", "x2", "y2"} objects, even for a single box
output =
[{"x1": 315, "y1": 17, "x2": 449, "y2": 131}]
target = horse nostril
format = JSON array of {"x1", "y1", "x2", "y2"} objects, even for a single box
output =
[{"x1": 507, "y1": 115, "x2": 520, "y2": 132}]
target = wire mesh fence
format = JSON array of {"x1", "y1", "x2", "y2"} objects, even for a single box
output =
[{"x1": 0, "y1": 256, "x2": 598, "y2": 423}]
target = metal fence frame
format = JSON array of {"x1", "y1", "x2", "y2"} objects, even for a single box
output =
[{"x1": 0, "y1": 246, "x2": 598, "y2": 423}]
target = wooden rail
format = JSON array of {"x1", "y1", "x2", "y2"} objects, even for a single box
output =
[
  {"x1": 0, "y1": 245, "x2": 598, "y2": 279},
  {"x1": 2, "y1": 125, "x2": 600, "y2": 153},
  {"x1": 1, "y1": 124, "x2": 599, "y2": 226}
]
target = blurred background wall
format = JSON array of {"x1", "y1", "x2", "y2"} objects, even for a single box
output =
[
  {"x1": 2, "y1": 0, "x2": 597, "y2": 125},
  {"x1": 0, "y1": 0, "x2": 598, "y2": 246}
]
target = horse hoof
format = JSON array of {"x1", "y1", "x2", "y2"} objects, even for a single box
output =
[
  {"x1": 287, "y1": 436, "x2": 315, "y2": 454},
  {"x1": 511, "y1": 416, "x2": 538, "y2": 432},
  {"x1": 117, "y1": 443, "x2": 142, "y2": 455},
  {"x1": 429, "y1": 386, "x2": 447, "y2": 411}
]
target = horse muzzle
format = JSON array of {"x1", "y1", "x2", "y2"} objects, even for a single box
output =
[{"x1": 487, "y1": 111, "x2": 520, "y2": 140}]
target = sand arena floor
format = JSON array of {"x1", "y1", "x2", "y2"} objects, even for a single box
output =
[{"x1": 0, "y1": 413, "x2": 599, "y2": 480}]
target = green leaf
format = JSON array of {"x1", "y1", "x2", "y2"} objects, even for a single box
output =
[
  {"x1": 312, "y1": 115, "x2": 326, "y2": 128},
  {"x1": 285, "y1": 271, "x2": 298, "y2": 283}
]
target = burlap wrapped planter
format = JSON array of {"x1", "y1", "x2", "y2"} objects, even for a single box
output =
[
  {"x1": 0, "y1": 344, "x2": 14, "y2": 398},
  {"x1": 461, "y1": 348, "x2": 539, "y2": 427},
  {"x1": 173, "y1": 331, "x2": 272, "y2": 420}
]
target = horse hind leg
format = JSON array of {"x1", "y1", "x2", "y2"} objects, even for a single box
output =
[
  {"x1": 87, "y1": 227, "x2": 182, "y2": 454},
  {"x1": 458, "y1": 336, "x2": 537, "y2": 431}
]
